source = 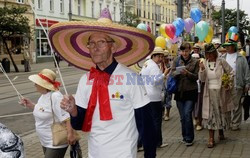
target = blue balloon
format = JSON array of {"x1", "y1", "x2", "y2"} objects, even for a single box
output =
[
  {"x1": 229, "y1": 26, "x2": 238, "y2": 33},
  {"x1": 136, "y1": 23, "x2": 147, "y2": 31},
  {"x1": 190, "y1": 8, "x2": 202, "y2": 23},
  {"x1": 173, "y1": 18, "x2": 185, "y2": 36}
]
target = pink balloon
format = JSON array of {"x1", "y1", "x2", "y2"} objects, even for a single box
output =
[
  {"x1": 147, "y1": 25, "x2": 151, "y2": 33},
  {"x1": 165, "y1": 24, "x2": 176, "y2": 39},
  {"x1": 171, "y1": 36, "x2": 179, "y2": 44},
  {"x1": 184, "y1": 18, "x2": 194, "y2": 33}
]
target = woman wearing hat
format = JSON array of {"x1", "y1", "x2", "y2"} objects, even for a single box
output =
[
  {"x1": 171, "y1": 42, "x2": 199, "y2": 146},
  {"x1": 20, "y1": 69, "x2": 76, "y2": 158},
  {"x1": 199, "y1": 43, "x2": 234, "y2": 148}
]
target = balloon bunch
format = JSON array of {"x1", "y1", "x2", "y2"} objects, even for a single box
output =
[{"x1": 190, "y1": 8, "x2": 213, "y2": 43}]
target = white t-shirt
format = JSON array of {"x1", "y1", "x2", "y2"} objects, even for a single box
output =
[
  {"x1": 246, "y1": 45, "x2": 249, "y2": 57},
  {"x1": 33, "y1": 91, "x2": 69, "y2": 148},
  {"x1": 226, "y1": 53, "x2": 237, "y2": 86},
  {"x1": 140, "y1": 59, "x2": 164, "y2": 102},
  {"x1": 75, "y1": 64, "x2": 150, "y2": 158},
  {"x1": 226, "y1": 53, "x2": 237, "y2": 73}
]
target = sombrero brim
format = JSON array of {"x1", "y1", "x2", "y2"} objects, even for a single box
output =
[
  {"x1": 49, "y1": 21, "x2": 155, "y2": 70},
  {"x1": 29, "y1": 75, "x2": 58, "y2": 91}
]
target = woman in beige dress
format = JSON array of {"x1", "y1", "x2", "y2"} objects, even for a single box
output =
[{"x1": 199, "y1": 43, "x2": 234, "y2": 148}]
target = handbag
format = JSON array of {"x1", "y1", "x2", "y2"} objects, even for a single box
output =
[
  {"x1": 50, "y1": 94, "x2": 81, "y2": 146},
  {"x1": 70, "y1": 141, "x2": 82, "y2": 158},
  {"x1": 21, "y1": 60, "x2": 25, "y2": 65},
  {"x1": 166, "y1": 57, "x2": 181, "y2": 94}
]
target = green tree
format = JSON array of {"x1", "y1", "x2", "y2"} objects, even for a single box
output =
[
  {"x1": 0, "y1": 6, "x2": 30, "y2": 72},
  {"x1": 212, "y1": 9, "x2": 250, "y2": 44},
  {"x1": 122, "y1": 11, "x2": 140, "y2": 27}
]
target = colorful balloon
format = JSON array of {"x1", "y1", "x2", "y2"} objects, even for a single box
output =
[
  {"x1": 184, "y1": 18, "x2": 194, "y2": 33},
  {"x1": 204, "y1": 26, "x2": 214, "y2": 43},
  {"x1": 229, "y1": 26, "x2": 238, "y2": 33},
  {"x1": 137, "y1": 23, "x2": 147, "y2": 31},
  {"x1": 155, "y1": 36, "x2": 166, "y2": 49},
  {"x1": 173, "y1": 18, "x2": 185, "y2": 36},
  {"x1": 165, "y1": 38, "x2": 172, "y2": 49},
  {"x1": 165, "y1": 24, "x2": 176, "y2": 39},
  {"x1": 195, "y1": 21, "x2": 209, "y2": 42},
  {"x1": 147, "y1": 24, "x2": 151, "y2": 33},
  {"x1": 160, "y1": 24, "x2": 169, "y2": 38},
  {"x1": 190, "y1": 8, "x2": 202, "y2": 23}
]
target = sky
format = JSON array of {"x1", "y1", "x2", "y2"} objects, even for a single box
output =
[{"x1": 212, "y1": 0, "x2": 250, "y2": 18}]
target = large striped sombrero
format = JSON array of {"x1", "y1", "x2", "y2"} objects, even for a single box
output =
[{"x1": 49, "y1": 8, "x2": 155, "y2": 70}]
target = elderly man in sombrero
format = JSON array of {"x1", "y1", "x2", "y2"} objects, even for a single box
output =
[
  {"x1": 221, "y1": 33, "x2": 250, "y2": 131},
  {"x1": 49, "y1": 8, "x2": 157, "y2": 158}
]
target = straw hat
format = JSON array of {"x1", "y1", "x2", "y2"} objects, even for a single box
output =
[
  {"x1": 164, "y1": 50, "x2": 169, "y2": 56},
  {"x1": 191, "y1": 53, "x2": 200, "y2": 59},
  {"x1": 212, "y1": 38, "x2": 221, "y2": 45},
  {"x1": 193, "y1": 44, "x2": 201, "y2": 49},
  {"x1": 151, "y1": 47, "x2": 164, "y2": 56},
  {"x1": 28, "y1": 69, "x2": 60, "y2": 91},
  {"x1": 49, "y1": 8, "x2": 155, "y2": 70}
]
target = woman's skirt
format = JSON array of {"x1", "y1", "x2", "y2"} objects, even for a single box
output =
[{"x1": 203, "y1": 89, "x2": 231, "y2": 130}]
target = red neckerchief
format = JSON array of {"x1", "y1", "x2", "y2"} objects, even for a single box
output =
[
  {"x1": 38, "y1": 73, "x2": 61, "y2": 89},
  {"x1": 82, "y1": 67, "x2": 112, "y2": 132}
]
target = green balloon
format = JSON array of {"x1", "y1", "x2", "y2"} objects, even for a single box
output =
[{"x1": 195, "y1": 21, "x2": 209, "y2": 42}]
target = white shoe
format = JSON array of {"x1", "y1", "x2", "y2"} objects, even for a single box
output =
[
  {"x1": 137, "y1": 146, "x2": 144, "y2": 151},
  {"x1": 193, "y1": 119, "x2": 197, "y2": 126},
  {"x1": 196, "y1": 125, "x2": 203, "y2": 131},
  {"x1": 164, "y1": 116, "x2": 170, "y2": 121},
  {"x1": 158, "y1": 142, "x2": 168, "y2": 148}
]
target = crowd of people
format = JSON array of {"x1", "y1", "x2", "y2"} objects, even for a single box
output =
[{"x1": 2, "y1": 8, "x2": 250, "y2": 158}]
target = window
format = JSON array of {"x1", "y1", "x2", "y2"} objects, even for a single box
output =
[
  {"x1": 36, "y1": 29, "x2": 52, "y2": 57},
  {"x1": 49, "y1": 0, "x2": 54, "y2": 11},
  {"x1": 143, "y1": 0, "x2": 146, "y2": 18},
  {"x1": 17, "y1": 0, "x2": 24, "y2": 3},
  {"x1": 113, "y1": 7, "x2": 116, "y2": 21},
  {"x1": 166, "y1": 8, "x2": 168, "y2": 22},
  {"x1": 91, "y1": 1, "x2": 94, "y2": 18},
  {"x1": 99, "y1": 3, "x2": 102, "y2": 15},
  {"x1": 60, "y1": 0, "x2": 64, "y2": 13},
  {"x1": 148, "y1": 1, "x2": 150, "y2": 18},
  {"x1": 78, "y1": 0, "x2": 81, "y2": 15},
  {"x1": 152, "y1": 3, "x2": 154, "y2": 20},
  {"x1": 38, "y1": 0, "x2": 42, "y2": 9}
]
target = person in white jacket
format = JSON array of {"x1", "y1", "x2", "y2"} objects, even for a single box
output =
[{"x1": 140, "y1": 47, "x2": 170, "y2": 148}]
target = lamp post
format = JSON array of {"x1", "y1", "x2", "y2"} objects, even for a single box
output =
[
  {"x1": 154, "y1": 0, "x2": 156, "y2": 36},
  {"x1": 237, "y1": 0, "x2": 239, "y2": 30},
  {"x1": 69, "y1": 0, "x2": 72, "y2": 21},
  {"x1": 177, "y1": 0, "x2": 183, "y2": 18},
  {"x1": 221, "y1": 0, "x2": 225, "y2": 43}
]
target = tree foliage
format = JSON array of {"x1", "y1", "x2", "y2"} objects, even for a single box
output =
[
  {"x1": 0, "y1": 6, "x2": 30, "y2": 72},
  {"x1": 123, "y1": 11, "x2": 140, "y2": 27},
  {"x1": 211, "y1": 9, "x2": 250, "y2": 43}
]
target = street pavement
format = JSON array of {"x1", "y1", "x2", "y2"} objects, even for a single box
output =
[{"x1": 2, "y1": 61, "x2": 250, "y2": 158}]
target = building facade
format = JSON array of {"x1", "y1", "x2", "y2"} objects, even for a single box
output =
[
  {"x1": 131, "y1": 0, "x2": 177, "y2": 36},
  {"x1": 0, "y1": 0, "x2": 34, "y2": 64}
]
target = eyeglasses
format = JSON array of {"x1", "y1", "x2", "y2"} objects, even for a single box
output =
[{"x1": 87, "y1": 40, "x2": 114, "y2": 49}]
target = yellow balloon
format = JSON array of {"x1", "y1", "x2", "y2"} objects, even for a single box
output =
[
  {"x1": 155, "y1": 36, "x2": 166, "y2": 49},
  {"x1": 160, "y1": 24, "x2": 169, "y2": 39},
  {"x1": 204, "y1": 26, "x2": 213, "y2": 43}
]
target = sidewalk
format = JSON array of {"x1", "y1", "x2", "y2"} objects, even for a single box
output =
[{"x1": 21, "y1": 104, "x2": 250, "y2": 158}]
